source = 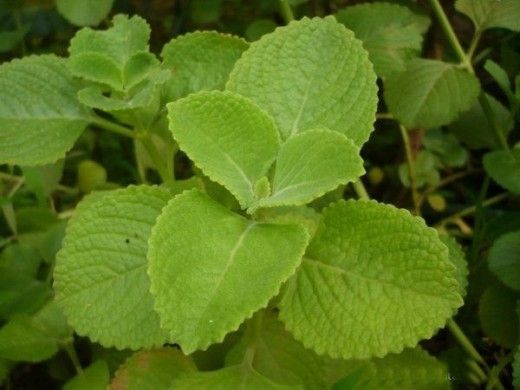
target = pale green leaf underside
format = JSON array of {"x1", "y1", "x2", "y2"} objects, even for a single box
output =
[
  {"x1": 148, "y1": 190, "x2": 308, "y2": 354},
  {"x1": 161, "y1": 31, "x2": 248, "y2": 101},
  {"x1": 456, "y1": 0, "x2": 520, "y2": 32},
  {"x1": 385, "y1": 59, "x2": 480, "y2": 129},
  {"x1": 111, "y1": 348, "x2": 196, "y2": 390},
  {"x1": 253, "y1": 128, "x2": 364, "y2": 211},
  {"x1": 488, "y1": 231, "x2": 520, "y2": 291},
  {"x1": 167, "y1": 91, "x2": 281, "y2": 209},
  {"x1": 335, "y1": 2, "x2": 430, "y2": 78},
  {"x1": 280, "y1": 200, "x2": 462, "y2": 359},
  {"x1": 170, "y1": 365, "x2": 299, "y2": 390},
  {"x1": 54, "y1": 185, "x2": 171, "y2": 350},
  {"x1": 226, "y1": 16, "x2": 378, "y2": 145},
  {"x1": 483, "y1": 149, "x2": 520, "y2": 194},
  {"x1": 0, "y1": 55, "x2": 90, "y2": 166},
  {"x1": 56, "y1": 0, "x2": 114, "y2": 27}
]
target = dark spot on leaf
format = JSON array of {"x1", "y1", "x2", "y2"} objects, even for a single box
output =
[{"x1": 125, "y1": 238, "x2": 130, "y2": 244}]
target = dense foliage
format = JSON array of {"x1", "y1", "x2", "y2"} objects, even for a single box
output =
[{"x1": 0, "y1": 0, "x2": 519, "y2": 389}]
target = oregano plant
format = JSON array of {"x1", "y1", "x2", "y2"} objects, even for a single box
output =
[{"x1": 1, "y1": 0, "x2": 519, "y2": 388}]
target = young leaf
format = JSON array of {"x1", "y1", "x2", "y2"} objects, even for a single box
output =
[
  {"x1": 54, "y1": 185, "x2": 171, "y2": 350},
  {"x1": 335, "y1": 3, "x2": 430, "y2": 78},
  {"x1": 385, "y1": 59, "x2": 480, "y2": 129},
  {"x1": 455, "y1": 0, "x2": 520, "y2": 32},
  {"x1": 170, "y1": 365, "x2": 297, "y2": 389},
  {"x1": 167, "y1": 91, "x2": 281, "y2": 209},
  {"x1": 227, "y1": 16, "x2": 378, "y2": 145},
  {"x1": 148, "y1": 190, "x2": 308, "y2": 354},
  {"x1": 0, "y1": 55, "x2": 91, "y2": 166},
  {"x1": 68, "y1": 15, "x2": 154, "y2": 92},
  {"x1": 478, "y1": 283, "x2": 519, "y2": 348},
  {"x1": 64, "y1": 360, "x2": 110, "y2": 390},
  {"x1": 483, "y1": 149, "x2": 520, "y2": 194},
  {"x1": 488, "y1": 231, "x2": 520, "y2": 291},
  {"x1": 56, "y1": 0, "x2": 115, "y2": 27},
  {"x1": 110, "y1": 348, "x2": 196, "y2": 389},
  {"x1": 252, "y1": 128, "x2": 364, "y2": 211},
  {"x1": 161, "y1": 31, "x2": 248, "y2": 101},
  {"x1": 279, "y1": 200, "x2": 462, "y2": 359}
]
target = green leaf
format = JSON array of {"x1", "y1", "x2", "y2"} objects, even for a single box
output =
[
  {"x1": 455, "y1": 0, "x2": 520, "y2": 32},
  {"x1": 0, "y1": 25, "x2": 30, "y2": 53},
  {"x1": 385, "y1": 59, "x2": 480, "y2": 129},
  {"x1": 22, "y1": 161, "x2": 64, "y2": 204},
  {"x1": 252, "y1": 129, "x2": 364, "y2": 211},
  {"x1": 440, "y1": 235, "x2": 469, "y2": 299},
  {"x1": 167, "y1": 91, "x2": 281, "y2": 209},
  {"x1": 279, "y1": 200, "x2": 462, "y2": 359},
  {"x1": 54, "y1": 185, "x2": 171, "y2": 349},
  {"x1": 484, "y1": 60, "x2": 514, "y2": 101},
  {"x1": 227, "y1": 16, "x2": 378, "y2": 145},
  {"x1": 488, "y1": 231, "x2": 520, "y2": 291},
  {"x1": 110, "y1": 348, "x2": 196, "y2": 389},
  {"x1": 0, "y1": 55, "x2": 91, "y2": 166},
  {"x1": 478, "y1": 283, "x2": 519, "y2": 348},
  {"x1": 148, "y1": 190, "x2": 308, "y2": 354},
  {"x1": 335, "y1": 3, "x2": 430, "y2": 78},
  {"x1": 450, "y1": 94, "x2": 512, "y2": 150},
  {"x1": 423, "y1": 128, "x2": 468, "y2": 168},
  {"x1": 170, "y1": 365, "x2": 298, "y2": 389},
  {"x1": 68, "y1": 15, "x2": 153, "y2": 91},
  {"x1": 64, "y1": 360, "x2": 110, "y2": 390},
  {"x1": 77, "y1": 159, "x2": 107, "y2": 193},
  {"x1": 161, "y1": 31, "x2": 248, "y2": 101},
  {"x1": 398, "y1": 150, "x2": 440, "y2": 188},
  {"x1": 483, "y1": 149, "x2": 520, "y2": 194},
  {"x1": 57, "y1": 0, "x2": 115, "y2": 27}
]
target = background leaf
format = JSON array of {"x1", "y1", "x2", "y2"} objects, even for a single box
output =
[
  {"x1": 63, "y1": 360, "x2": 109, "y2": 390},
  {"x1": 56, "y1": 0, "x2": 115, "y2": 27},
  {"x1": 455, "y1": 0, "x2": 520, "y2": 32},
  {"x1": 483, "y1": 149, "x2": 520, "y2": 194},
  {"x1": 488, "y1": 231, "x2": 520, "y2": 291}
]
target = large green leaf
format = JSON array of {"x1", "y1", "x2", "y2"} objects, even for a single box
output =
[
  {"x1": 483, "y1": 149, "x2": 520, "y2": 194},
  {"x1": 227, "y1": 17, "x2": 377, "y2": 145},
  {"x1": 161, "y1": 31, "x2": 248, "y2": 101},
  {"x1": 110, "y1": 348, "x2": 196, "y2": 389},
  {"x1": 56, "y1": 0, "x2": 115, "y2": 27},
  {"x1": 54, "y1": 186, "x2": 171, "y2": 349},
  {"x1": 384, "y1": 59, "x2": 480, "y2": 129},
  {"x1": 455, "y1": 0, "x2": 520, "y2": 32},
  {"x1": 488, "y1": 231, "x2": 520, "y2": 291},
  {"x1": 148, "y1": 190, "x2": 308, "y2": 354},
  {"x1": 335, "y1": 3, "x2": 430, "y2": 78},
  {"x1": 68, "y1": 15, "x2": 156, "y2": 92},
  {"x1": 252, "y1": 129, "x2": 364, "y2": 211},
  {"x1": 0, "y1": 55, "x2": 91, "y2": 166},
  {"x1": 64, "y1": 361, "x2": 110, "y2": 390},
  {"x1": 167, "y1": 91, "x2": 280, "y2": 209},
  {"x1": 279, "y1": 200, "x2": 462, "y2": 359}
]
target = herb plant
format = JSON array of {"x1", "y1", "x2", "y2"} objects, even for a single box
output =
[{"x1": 0, "y1": 0, "x2": 519, "y2": 388}]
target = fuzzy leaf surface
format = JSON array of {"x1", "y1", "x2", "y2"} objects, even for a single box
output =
[
  {"x1": 161, "y1": 31, "x2": 248, "y2": 101},
  {"x1": 456, "y1": 0, "x2": 520, "y2": 32},
  {"x1": 54, "y1": 186, "x2": 171, "y2": 349},
  {"x1": 110, "y1": 348, "x2": 196, "y2": 390},
  {"x1": 335, "y1": 3, "x2": 430, "y2": 78},
  {"x1": 167, "y1": 91, "x2": 280, "y2": 209},
  {"x1": 56, "y1": 0, "x2": 114, "y2": 27},
  {"x1": 488, "y1": 231, "x2": 520, "y2": 291},
  {"x1": 148, "y1": 190, "x2": 308, "y2": 354},
  {"x1": 0, "y1": 55, "x2": 90, "y2": 166},
  {"x1": 280, "y1": 200, "x2": 462, "y2": 359},
  {"x1": 385, "y1": 59, "x2": 480, "y2": 128},
  {"x1": 483, "y1": 149, "x2": 520, "y2": 194},
  {"x1": 253, "y1": 129, "x2": 364, "y2": 211},
  {"x1": 227, "y1": 17, "x2": 377, "y2": 145}
]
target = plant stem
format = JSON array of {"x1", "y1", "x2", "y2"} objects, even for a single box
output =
[
  {"x1": 140, "y1": 136, "x2": 174, "y2": 185},
  {"x1": 243, "y1": 311, "x2": 264, "y2": 366},
  {"x1": 91, "y1": 116, "x2": 138, "y2": 139},
  {"x1": 486, "y1": 351, "x2": 514, "y2": 390},
  {"x1": 351, "y1": 180, "x2": 369, "y2": 200},
  {"x1": 279, "y1": 0, "x2": 294, "y2": 23},
  {"x1": 63, "y1": 342, "x2": 83, "y2": 375},
  {"x1": 467, "y1": 30, "x2": 482, "y2": 62},
  {"x1": 419, "y1": 169, "x2": 481, "y2": 206},
  {"x1": 376, "y1": 112, "x2": 395, "y2": 120},
  {"x1": 399, "y1": 125, "x2": 420, "y2": 214},
  {"x1": 446, "y1": 319, "x2": 488, "y2": 370}
]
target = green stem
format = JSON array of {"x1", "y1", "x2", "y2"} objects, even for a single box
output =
[
  {"x1": 467, "y1": 30, "x2": 482, "y2": 62},
  {"x1": 91, "y1": 116, "x2": 138, "y2": 139},
  {"x1": 351, "y1": 180, "x2": 369, "y2": 200},
  {"x1": 446, "y1": 319, "x2": 488, "y2": 370},
  {"x1": 243, "y1": 311, "x2": 264, "y2": 366},
  {"x1": 63, "y1": 342, "x2": 83, "y2": 375},
  {"x1": 140, "y1": 136, "x2": 174, "y2": 185},
  {"x1": 399, "y1": 125, "x2": 420, "y2": 214},
  {"x1": 486, "y1": 351, "x2": 514, "y2": 390},
  {"x1": 279, "y1": 0, "x2": 294, "y2": 24}
]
